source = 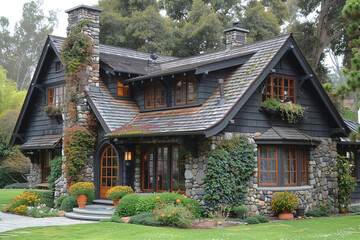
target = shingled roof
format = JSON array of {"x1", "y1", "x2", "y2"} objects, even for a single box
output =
[
  {"x1": 21, "y1": 135, "x2": 62, "y2": 150},
  {"x1": 108, "y1": 34, "x2": 292, "y2": 137},
  {"x1": 340, "y1": 119, "x2": 360, "y2": 143}
]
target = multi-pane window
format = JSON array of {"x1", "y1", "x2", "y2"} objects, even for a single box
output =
[
  {"x1": 259, "y1": 146, "x2": 308, "y2": 186},
  {"x1": 261, "y1": 76, "x2": 295, "y2": 103},
  {"x1": 175, "y1": 77, "x2": 198, "y2": 105},
  {"x1": 145, "y1": 83, "x2": 165, "y2": 108},
  {"x1": 101, "y1": 146, "x2": 118, "y2": 188},
  {"x1": 259, "y1": 147, "x2": 277, "y2": 185},
  {"x1": 48, "y1": 86, "x2": 64, "y2": 106},
  {"x1": 142, "y1": 146, "x2": 187, "y2": 193},
  {"x1": 42, "y1": 151, "x2": 54, "y2": 182},
  {"x1": 283, "y1": 147, "x2": 297, "y2": 185},
  {"x1": 55, "y1": 61, "x2": 62, "y2": 72},
  {"x1": 117, "y1": 78, "x2": 131, "y2": 97}
]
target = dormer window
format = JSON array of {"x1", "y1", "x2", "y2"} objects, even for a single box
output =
[
  {"x1": 175, "y1": 76, "x2": 198, "y2": 105},
  {"x1": 145, "y1": 82, "x2": 165, "y2": 108},
  {"x1": 48, "y1": 86, "x2": 64, "y2": 106},
  {"x1": 117, "y1": 78, "x2": 131, "y2": 98},
  {"x1": 55, "y1": 61, "x2": 62, "y2": 72},
  {"x1": 261, "y1": 76, "x2": 295, "y2": 103}
]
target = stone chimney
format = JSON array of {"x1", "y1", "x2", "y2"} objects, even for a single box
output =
[
  {"x1": 224, "y1": 23, "x2": 249, "y2": 49},
  {"x1": 65, "y1": 5, "x2": 102, "y2": 87}
]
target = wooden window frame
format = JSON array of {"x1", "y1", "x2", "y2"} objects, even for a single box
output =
[
  {"x1": 261, "y1": 75, "x2": 295, "y2": 103},
  {"x1": 55, "y1": 61, "x2": 62, "y2": 72},
  {"x1": 145, "y1": 82, "x2": 165, "y2": 109},
  {"x1": 258, "y1": 146, "x2": 278, "y2": 186},
  {"x1": 117, "y1": 78, "x2": 131, "y2": 98},
  {"x1": 171, "y1": 146, "x2": 186, "y2": 193},
  {"x1": 301, "y1": 148, "x2": 307, "y2": 184},
  {"x1": 156, "y1": 146, "x2": 168, "y2": 192},
  {"x1": 42, "y1": 151, "x2": 54, "y2": 182},
  {"x1": 175, "y1": 76, "x2": 198, "y2": 105},
  {"x1": 283, "y1": 147, "x2": 297, "y2": 186},
  {"x1": 48, "y1": 86, "x2": 64, "y2": 106}
]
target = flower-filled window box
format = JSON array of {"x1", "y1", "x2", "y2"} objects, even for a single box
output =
[
  {"x1": 260, "y1": 98, "x2": 305, "y2": 124},
  {"x1": 44, "y1": 104, "x2": 63, "y2": 117}
]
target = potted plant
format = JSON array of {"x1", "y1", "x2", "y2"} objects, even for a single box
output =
[
  {"x1": 44, "y1": 104, "x2": 63, "y2": 117},
  {"x1": 105, "y1": 185, "x2": 134, "y2": 208},
  {"x1": 69, "y1": 182, "x2": 95, "y2": 209},
  {"x1": 271, "y1": 191, "x2": 299, "y2": 220},
  {"x1": 260, "y1": 98, "x2": 305, "y2": 124}
]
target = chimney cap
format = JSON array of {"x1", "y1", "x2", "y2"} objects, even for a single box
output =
[
  {"x1": 65, "y1": 5, "x2": 103, "y2": 14},
  {"x1": 224, "y1": 26, "x2": 250, "y2": 33}
]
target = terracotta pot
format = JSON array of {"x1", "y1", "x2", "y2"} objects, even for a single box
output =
[
  {"x1": 278, "y1": 210, "x2": 294, "y2": 220},
  {"x1": 76, "y1": 194, "x2": 88, "y2": 209},
  {"x1": 113, "y1": 198, "x2": 121, "y2": 208}
]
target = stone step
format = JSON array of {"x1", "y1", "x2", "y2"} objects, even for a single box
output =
[
  {"x1": 65, "y1": 212, "x2": 111, "y2": 221},
  {"x1": 93, "y1": 199, "x2": 114, "y2": 206},
  {"x1": 73, "y1": 206, "x2": 114, "y2": 216}
]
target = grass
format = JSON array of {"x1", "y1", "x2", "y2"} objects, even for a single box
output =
[
  {"x1": 0, "y1": 215, "x2": 359, "y2": 239},
  {"x1": 0, "y1": 189, "x2": 25, "y2": 205}
]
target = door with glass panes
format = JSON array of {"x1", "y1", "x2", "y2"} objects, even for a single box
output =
[{"x1": 100, "y1": 145, "x2": 119, "y2": 198}]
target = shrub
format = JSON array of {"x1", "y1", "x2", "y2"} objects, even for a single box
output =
[
  {"x1": 3, "y1": 182, "x2": 29, "y2": 189},
  {"x1": 305, "y1": 209, "x2": 329, "y2": 217},
  {"x1": 156, "y1": 204, "x2": 194, "y2": 228},
  {"x1": 100, "y1": 215, "x2": 124, "y2": 223},
  {"x1": 87, "y1": 191, "x2": 95, "y2": 205},
  {"x1": 28, "y1": 190, "x2": 54, "y2": 208},
  {"x1": 59, "y1": 196, "x2": 78, "y2": 212},
  {"x1": 0, "y1": 169, "x2": 27, "y2": 188},
  {"x1": 338, "y1": 154, "x2": 357, "y2": 210},
  {"x1": 69, "y1": 182, "x2": 95, "y2": 196},
  {"x1": 135, "y1": 192, "x2": 201, "y2": 218},
  {"x1": 243, "y1": 217, "x2": 260, "y2": 224},
  {"x1": 319, "y1": 199, "x2": 331, "y2": 213},
  {"x1": 204, "y1": 138, "x2": 255, "y2": 211},
  {"x1": 349, "y1": 205, "x2": 360, "y2": 213},
  {"x1": 56, "y1": 195, "x2": 68, "y2": 208},
  {"x1": 271, "y1": 191, "x2": 299, "y2": 214},
  {"x1": 106, "y1": 186, "x2": 134, "y2": 200},
  {"x1": 46, "y1": 155, "x2": 63, "y2": 190},
  {"x1": 129, "y1": 213, "x2": 163, "y2": 227},
  {"x1": 231, "y1": 205, "x2": 248, "y2": 218},
  {"x1": 115, "y1": 194, "x2": 141, "y2": 217},
  {"x1": 7, "y1": 191, "x2": 41, "y2": 215},
  {"x1": 26, "y1": 203, "x2": 59, "y2": 218},
  {"x1": 254, "y1": 215, "x2": 269, "y2": 223}
]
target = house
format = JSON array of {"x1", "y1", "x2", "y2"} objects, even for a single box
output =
[{"x1": 10, "y1": 5, "x2": 358, "y2": 215}]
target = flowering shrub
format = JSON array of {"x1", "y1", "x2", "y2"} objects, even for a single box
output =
[
  {"x1": 44, "y1": 104, "x2": 63, "y2": 116},
  {"x1": 26, "y1": 204, "x2": 59, "y2": 218},
  {"x1": 155, "y1": 203, "x2": 194, "y2": 228},
  {"x1": 64, "y1": 126, "x2": 96, "y2": 184},
  {"x1": 271, "y1": 191, "x2": 299, "y2": 214},
  {"x1": 338, "y1": 154, "x2": 356, "y2": 211},
  {"x1": 69, "y1": 182, "x2": 95, "y2": 196},
  {"x1": 106, "y1": 185, "x2": 134, "y2": 200},
  {"x1": 7, "y1": 191, "x2": 41, "y2": 215}
]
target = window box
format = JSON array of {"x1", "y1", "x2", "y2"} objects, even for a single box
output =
[
  {"x1": 44, "y1": 104, "x2": 63, "y2": 117},
  {"x1": 260, "y1": 98, "x2": 305, "y2": 124}
]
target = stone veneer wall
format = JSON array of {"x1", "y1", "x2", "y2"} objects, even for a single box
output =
[
  {"x1": 28, "y1": 162, "x2": 42, "y2": 189},
  {"x1": 132, "y1": 132, "x2": 339, "y2": 216}
]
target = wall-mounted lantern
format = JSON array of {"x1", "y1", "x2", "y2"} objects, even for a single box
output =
[{"x1": 125, "y1": 151, "x2": 132, "y2": 161}]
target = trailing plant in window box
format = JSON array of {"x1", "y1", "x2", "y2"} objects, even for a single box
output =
[
  {"x1": 63, "y1": 126, "x2": 95, "y2": 184},
  {"x1": 203, "y1": 138, "x2": 255, "y2": 211},
  {"x1": 337, "y1": 154, "x2": 356, "y2": 211},
  {"x1": 44, "y1": 104, "x2": 63, "y2": 116},
  {"x1": 260, "y1": 98, "x2": 305, "y2": 124}
]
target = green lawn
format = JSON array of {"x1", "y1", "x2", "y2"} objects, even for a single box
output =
[
  {"x1": 0, "y1": 215, "x2": 359, "y2": 240},
  {"x1": 0, "y1": 189, "x2": 25, "y2": 205}
]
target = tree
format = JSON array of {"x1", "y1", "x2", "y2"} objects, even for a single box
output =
[{"x1": 0, "y1": 0, "x2": 57, "y2": 90}]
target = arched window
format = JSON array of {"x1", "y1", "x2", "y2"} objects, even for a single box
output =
[{"x1": 100, "y1": 145, "x2": 119, "y2": 198}]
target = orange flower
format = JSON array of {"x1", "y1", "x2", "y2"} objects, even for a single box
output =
[
  {"x1": 161, "y1": 203, "x2": 165, "y2": 206},
  {"x1": 156, "y1": 196, "x2": 161, "y2": 200},
  {"x1": 168, "y1": 214, "x2": 171, "y2": 218},
  {"x1": 172, "y1": 210, "x2": 175, "y2": 214},
  {"x1": 180, "y1": 207, "x2": 183, "y2": 210},
  {"x1": 156, "y1": 216, "x2": 158, "y2": 221},
  {"x1": 161, "y1": 213, "x2": 165, "y2": 217},
  {"x1": 176, "y1": 199, "x2": 180, "y2": 203}
]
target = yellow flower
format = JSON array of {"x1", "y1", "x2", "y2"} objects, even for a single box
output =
[
  {"x1": 168, "y1": 214, "x2": 171, "y2": 218},
  {"x1": 176, "y1": 199, "x2": 180, "y2": 203},
  {"x1": 161, "y1": 213, "x2": 165, "y2": 217},
  {"x1": 156, "y1": 196, "x2": 161, "y2": 200},
  {"x1": 156, "y1": 216, "x2": 158, "y2": 221}
]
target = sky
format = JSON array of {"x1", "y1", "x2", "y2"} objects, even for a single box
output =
[{"x1": 0, "y1": 0, "x2": 99, "y2": 37}]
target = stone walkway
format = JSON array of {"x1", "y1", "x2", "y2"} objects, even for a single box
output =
[{"x1": 0, "y1": 212, "x2": 94, "y2": 233}]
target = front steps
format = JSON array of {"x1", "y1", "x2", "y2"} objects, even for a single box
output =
[{"x1": 65, "y1": 199, "x2": 114, "y2": 221}]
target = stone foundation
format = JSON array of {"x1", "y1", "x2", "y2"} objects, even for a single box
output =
[{"x1": 28, "y1": 162, "x2": 42, "y2": 189}]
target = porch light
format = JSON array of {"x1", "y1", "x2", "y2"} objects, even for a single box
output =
[{"x1": 125, "y1": 151, "x2": 132, "y2": 161}]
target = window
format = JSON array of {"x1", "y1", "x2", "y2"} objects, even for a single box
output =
[
  {"x1": 261, "y1": 76, "x2": 295, "y2": 103},
  {"x1": 175, "y1": 77, "x2": 198, "y2": 105},
  {"x1": 142, "y1": 146, "x2": 187, "y2": 193},
  {"x1": 55, "y1": 61, "x2": 62, "y2": 72},
  {"x1": 145, "y1": 82, "x2": 165, "y2": 108},
  {"x1": 117, "y1": 78, "x2": 131, "y2": 97},
  {"x1": 259, "y1": 146, "x2": 307, "y2": 186},
  {"x1": 339, "y1": 151, "x2": 358, "y2": 180},
  {"x1": 42, "y1": 151, "x2": 54, "y2": 182},
  {"x1": 48, "y1": 86, "x2": 64, "y2": 106}
]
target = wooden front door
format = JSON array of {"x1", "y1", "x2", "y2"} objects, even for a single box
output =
[{"x1": 100, "y1": 145, "x2": 119, "y2": 198}]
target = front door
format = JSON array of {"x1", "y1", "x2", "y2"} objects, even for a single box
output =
[{"x1": 100, "y1": 145, "x2": 119, "y2": 198}]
